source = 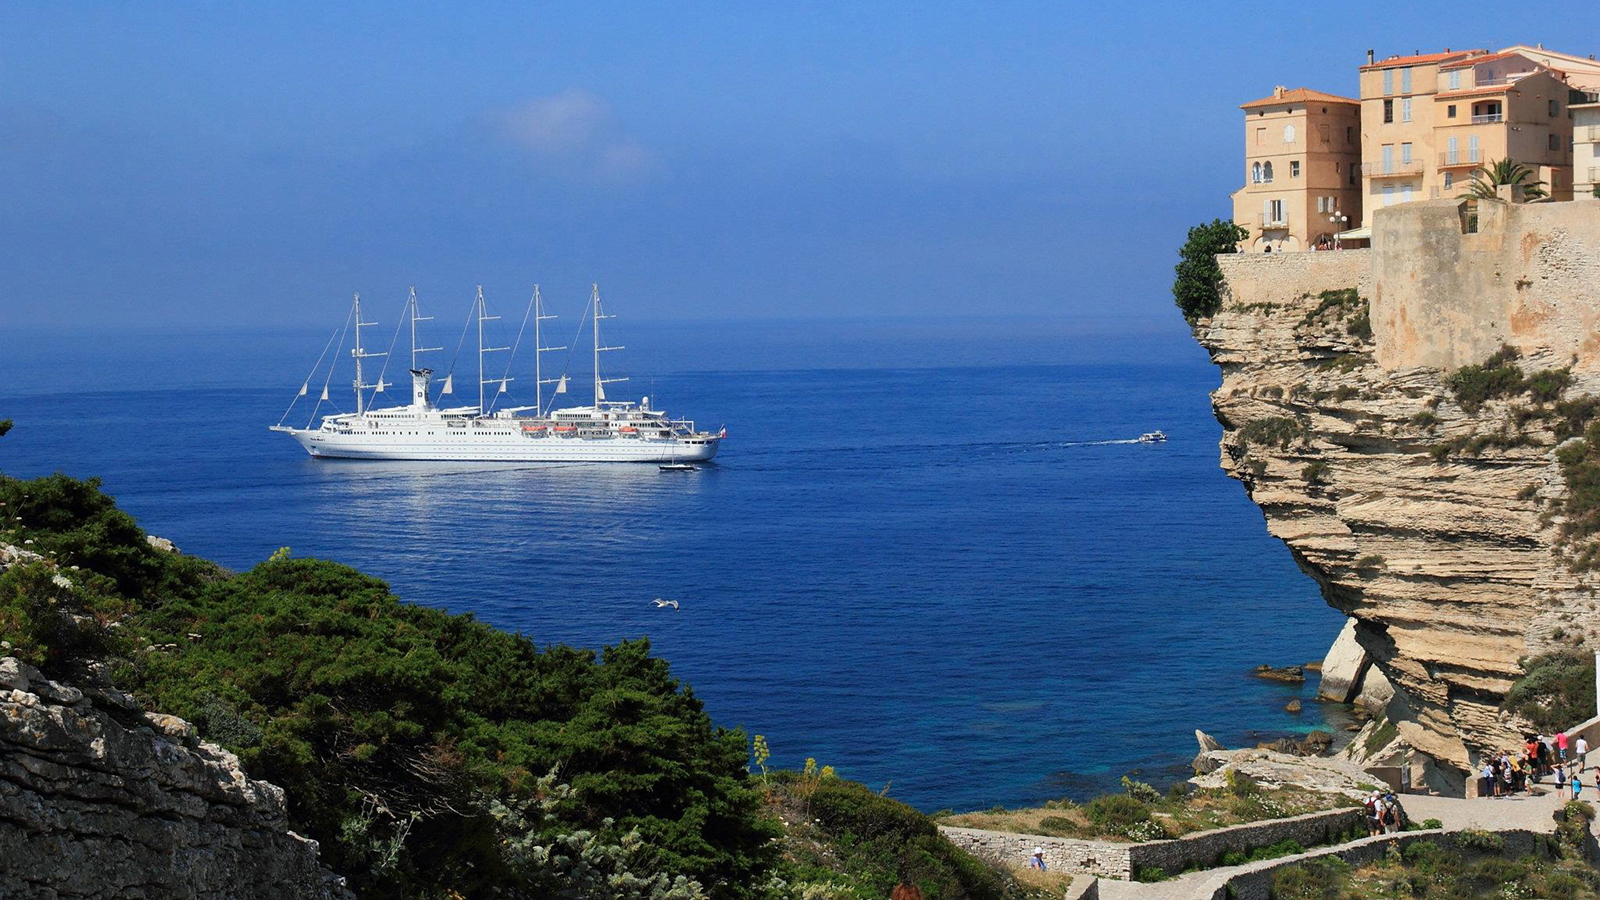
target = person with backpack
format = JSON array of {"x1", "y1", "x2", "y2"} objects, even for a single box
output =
[
  {"x1": 1381, "y1": 790, "x2": 1402, "y2": 833},
  {"x1": 1365, "y1": 791, "x2": 1384, "y2": 834}
]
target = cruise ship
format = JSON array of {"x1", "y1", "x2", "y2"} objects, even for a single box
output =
[{"x1": 270, "y1": 285, "x2": 724, "y2": 463}]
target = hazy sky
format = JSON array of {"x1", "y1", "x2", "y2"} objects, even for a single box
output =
[{"x1": 4, "y1": 3, "x2": 1596, "y2": 330}]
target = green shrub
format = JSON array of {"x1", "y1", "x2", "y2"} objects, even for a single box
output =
[
  {"x1": 802, "y1": 778, "x2": 1010, "y2": 900},
  {"x1": 1121, "y1": 775, "x2": 1162, "y2": 804},
  {"x1": 1363, "y1": 717, "x2": 1399, "y2": 755},
  {"x1": 1554, "y1": 395, "x2": 1600, "y2": 440},
  {"x1": 1270, "y1": 857, "x2": 1351, "y2": 900},
  {"x1": 1447, "y1": 345, "x2": 1526, "y2": 412},
  {"x1": 0, "y1": 560, "x2": 132, "y2": 672},
  {"x1": 1410, "y1": 409, "x2": 1440, "y2": 429},
  {"x1": 1504, "y1": 651, "x2": 1597, "y2": 732},
  {"x1": 1036, "y1": 816, "x2": 1076, "y2": 836},
  {"x1": 1173, "y1": 219, "x2": 1249, "y2": 324},
  {"x1": 1239, "y1": 416, "x2": 1308, "y2": 450},
  {"x1": 1454, "y1": 828, "x2": 1506, "y2": 852},
  {"x1": 1527, "y1": 367, "x2": 1575, "y2": 403},
  {"x1": 1420, "y1": 817, "x2": 1443, "y2": 830},
  {"x1": 1085, "y1": 794, "x2": 1150, "y2": 831},
  {"x1": 1346, "y1": 310, "x2": 1372, "y2": 341}
]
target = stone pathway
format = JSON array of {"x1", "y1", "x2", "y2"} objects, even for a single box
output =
[{"x1": 1090, "y1": 789, "x2": 1575, "y2": 900}]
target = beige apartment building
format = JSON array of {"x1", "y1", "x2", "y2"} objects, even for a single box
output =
[
  {"x1": 1577, "y1": 94, "x2": 1600, "y2": 197},
  {"x1": 1359, "y1": 48, "x2": 1578, "y2": 212},
  {"x1": 1230, "y1": 86, "x2": 1362, "y2": 252}
]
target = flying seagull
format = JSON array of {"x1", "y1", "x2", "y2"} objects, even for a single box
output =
[{"x1": 652, "y1": 598, "x2": 680, "y2": 609}]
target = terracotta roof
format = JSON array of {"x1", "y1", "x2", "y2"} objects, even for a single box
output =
[
  {"x1": 1361, "y1": 49, "x2": 1486, "y2": 71},
  {"x1": 1240, "y1": 87, "x2": 1359, "y2": 109},
  {"x1": 1439, "y1": 51, "x2": 1527, "y2": 70}
]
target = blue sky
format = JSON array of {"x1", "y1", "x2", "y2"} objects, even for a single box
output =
[{"x1": 3, "y1": 2, "x2": 1596, "y2": 330}]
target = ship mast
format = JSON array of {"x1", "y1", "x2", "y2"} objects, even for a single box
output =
[
  {"x1": 476, "y1": 286, "x2": 509, "y2": 415},
  {"x1": 592, "y1": 284, "x2": 627, "y2": 406},
  {"x1": 408, "y1": 286, "x2": 441, "y2": 371},
  {"x1": 351, "y1": 292, "x2": 386, "y2": 416},
  {"x1": 533, "y1": 285, "x2": 565, "y2": 416}
]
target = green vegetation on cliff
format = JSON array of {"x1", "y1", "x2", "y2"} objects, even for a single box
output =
[
  {"x1": 0, "y1": 452, "x2": 1024, "y2": 900},
  {"x1": 1503, "y1": 651, "x2": 1597, "y2": 732},
  {"x1": 1173, "y1": 219, "x2": 1248, "y2": 324}
]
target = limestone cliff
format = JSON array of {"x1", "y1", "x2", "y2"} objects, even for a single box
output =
[
  {"x1": 0, "y1": 653, "x2": 349, "y2": 899},
  {"x1": 1195, "y1": 198, "x2": 1600, "y2": 792}
]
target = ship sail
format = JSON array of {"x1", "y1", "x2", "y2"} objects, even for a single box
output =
[
  {"x1": 555, "y1": 375, "x2": 567, "y2": 394},
  {"x1": 441, "y1": 374, "x2": 453, "y2": 395},
  {"x1": 319, "y1": 386, "x2": 330, "y2": 401}
]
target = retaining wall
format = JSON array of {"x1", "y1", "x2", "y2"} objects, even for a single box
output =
[{"x1": 939, "y1": 806, "x2": 1366, "y2": 879}]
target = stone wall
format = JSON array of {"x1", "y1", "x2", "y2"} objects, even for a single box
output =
[
  {"x1": 0, "y1": 657, "x2": 348, "y2": 899},
  {"x1": 1371, "y1": 197, "x2": 1600, "y2": 372},
  {"x1": 938, "y1": 807, "x2": 1366, "y2": 879}
]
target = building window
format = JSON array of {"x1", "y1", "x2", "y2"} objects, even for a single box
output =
[
  {"x1": 1401, "y1": 67, "x2": 1412, "y2": 93},
  {"x1": 1401, "y1": 98, "x2": 1412, "y2": 122},
  {"x1": 1383, "y1": 183, "x2": 1395, "y2": 206},
  {"x1": 1444, "y1": 172, "x2": 1454, "y2": 189},
  {"x1": 1550, "y1": 133, "x2": 1561, "y2": 150},
  {"x1": 1346, "y1": 126, "x2": 1354, "y2": 143},
  {"x1": 1448, "y1": 70, "x2": 1461, "y2": 90},
  {"x1": 1269, "y1": 199, "x2": 1286, "y2": 225},
  {"x1": 1383, "y1": 99, "x2": 1394, "y2": 123},
  {"x1": 1284, "y1": 124, "x2": 1296, "y2": 143},
  {"x1": 1401, "y1": 142, "x2": 1412, "y2": 164},
  {"x1": 1317, "y1": 196, "x2": 1326, "y2": 213},
  {"x1": 1383, "y1": 69, "x2": 1394, "y2": 95},
  {"x1": 1550, "y1": 99, "x2": 1560, "y2": 117},
  {"x1": 1263, "y1": 161, "x2": 1274, "y2": 182},
  {"x1": 1447, "y1": 104, "x2": 1456, "y2": 119},
  {"x1": 1447, "y1": 136, "x2": 1458, "y2": 164},
  {"x1": 1473, "y1": 101, "x2": 1503, "y2": 123},
  {"x1": 1381, "y1": 144, "x2": 1394, "y2": 174},
  {"x1": 1349, "y1": 166, "x2": 1357, "y2": 185},
  {"x1": 1252, "y1": 162, "x2": 1262, "y2": 183},
  {"x1": 1469, "y1": 135, "x2": 1480, "y2": 162},
  {"x1": 1291, "y1": 160, "x2": 1301, "y2": 177}
]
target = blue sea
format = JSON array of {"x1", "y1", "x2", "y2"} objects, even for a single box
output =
[{"x1": 0, "y1": 316, "x2": 1345, "y2": 812}]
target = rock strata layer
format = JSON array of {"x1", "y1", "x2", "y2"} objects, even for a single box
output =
[
  {"x1": 1197, "y1": 246, "x2": 1600, "y2": 792},
  {"x1": 0, "y1": 656, "x2": 348, "y2": 899}
]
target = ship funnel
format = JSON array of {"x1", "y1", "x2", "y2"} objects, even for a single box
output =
[{"x1": 410, "y1": 368, "x2": 433, "y2": 409}]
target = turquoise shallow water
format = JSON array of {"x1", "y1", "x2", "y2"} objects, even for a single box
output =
[{"x1": 0, "y1": 318, "x2": 1344, "y2": 811}]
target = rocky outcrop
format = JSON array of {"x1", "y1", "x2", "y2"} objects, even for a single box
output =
[
  {"x1": 1317, "y1": 619, "x2": 1369, "y2": 704},
  {"x1": 0, "y1": 656, "x2": 348, "y2": 899},
  {"x1": 1195, "y1": 231, "x2": 1600, "y2": 794}
]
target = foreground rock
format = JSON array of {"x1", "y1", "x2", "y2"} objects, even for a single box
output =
[
  {"x1": 1191, "y1": 747, "x2": 1377, "y2": 799},
  {"x1": 0, "y1": 657, "x2": 348, "y2": 899},
  {"x1": 1252, "y1": 664, "x2": 1306, "y2": 684}
]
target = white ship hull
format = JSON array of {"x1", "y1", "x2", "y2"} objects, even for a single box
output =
[{"x1": 285, "y1": 428, "x2": 721, "y2": 463}]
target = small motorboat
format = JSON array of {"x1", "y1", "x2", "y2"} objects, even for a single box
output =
[
  {"x1": 1138, "y1": 431, "x2": 1168, "y2": 443},
  {"x1": 659, "y1": 463, "x2": 698, "y2": 472}
]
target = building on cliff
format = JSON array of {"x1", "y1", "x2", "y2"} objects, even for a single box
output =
[
  {"x1": 1358, "y1": 47, "x2": 1587, "y2": 209},
  {"x1": 1577, "y1": 93, "x2": 1600, "y2": 197},
  {"x1": 1231, "y1": 86, "x2": 1363, "y2": 253}
]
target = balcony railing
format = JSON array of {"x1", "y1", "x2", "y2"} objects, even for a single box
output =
[
  {"x1": 1361, "y1": 160, "x2": 1425, "y2": 176},
  {"x1": 1470, "y1": 113, "x2": 1504, "y2": 124},
  {"x1": 1438, "y1": 152, "x2": 1483, "y2": 168}
]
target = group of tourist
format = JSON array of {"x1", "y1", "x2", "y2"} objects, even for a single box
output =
[
  {"x1": 1481, "y1": 732, "x2": 1590, "y2": 798},
  {"x1": 1364, "y1": 789, "x2": 1403, "y2": 836}
]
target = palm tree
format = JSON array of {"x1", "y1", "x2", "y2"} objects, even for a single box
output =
[{"x1": 1461, "y1": 158, "x2": 1548, "y2": 201}]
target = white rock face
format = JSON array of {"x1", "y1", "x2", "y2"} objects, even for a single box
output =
[
  {"x1": 1198, "y1": 251, "x2": 1600, "y2": 785},
  {"x1": 1318, "y1": 618, "x2": 1370, "y2": 703}
]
